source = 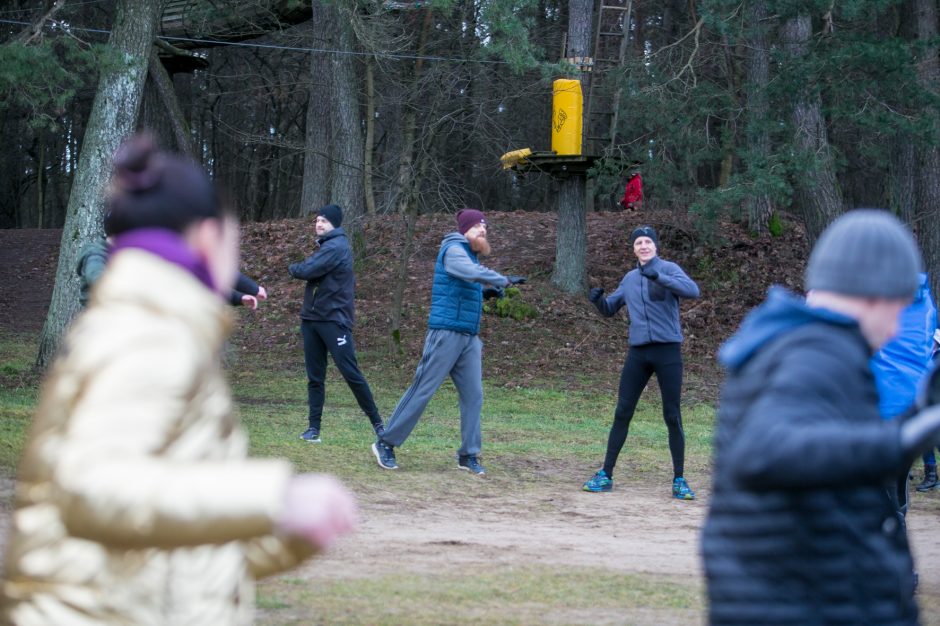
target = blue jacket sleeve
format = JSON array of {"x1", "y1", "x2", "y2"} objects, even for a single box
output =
[
  {"x1": 234, "y1": 273, "x2": 260, "y2": 296},
  {"x1": 443, "y1": 246, "x2": 508, "y2": 287},
  {"x1": 654, "y1": 262, "x2": 700, "y2": 299},
  {"x1": 594, "y1": 278, "x2": 627, "y2": 317}
]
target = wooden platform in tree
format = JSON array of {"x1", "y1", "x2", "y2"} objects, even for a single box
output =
[{"x1": 500, "y1": 149, "x2": 638, "y2": 178}]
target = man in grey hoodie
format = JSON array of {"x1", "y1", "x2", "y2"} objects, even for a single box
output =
[
  {"x1": 582, "y1": 225, "x2": 700, "y2": 498},
  {"x1": 371, "y1": 209, "x2": 525, "y2": 475}
]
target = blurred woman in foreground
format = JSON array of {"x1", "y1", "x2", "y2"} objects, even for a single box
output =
[{"x1": 1, "y1": 135, "x2": 356, "y2": 625}]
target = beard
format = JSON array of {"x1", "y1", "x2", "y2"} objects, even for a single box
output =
[{"x1": 468, "y1": 233, "x2": 492, "y2": 256}]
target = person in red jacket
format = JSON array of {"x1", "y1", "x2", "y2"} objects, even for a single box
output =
[{"x1": 619, "y1": 172, "x2": 643, "y2": 210}]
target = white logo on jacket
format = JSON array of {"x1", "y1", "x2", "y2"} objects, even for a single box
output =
[{"x1": 337, "y1": 335, "x2": 348, "y2": 346}]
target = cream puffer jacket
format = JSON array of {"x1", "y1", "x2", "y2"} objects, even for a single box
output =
[{"x1": 2, "y1": 249, "x2": 313, "y2": 626}]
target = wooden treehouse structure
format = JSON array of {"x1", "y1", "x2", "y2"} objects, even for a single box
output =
[{"x1": 500, "y1": 0, "x2": 637, "y2": 179}]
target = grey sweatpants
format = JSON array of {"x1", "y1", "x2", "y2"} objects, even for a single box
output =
[{"x1": 381, "y1": 328, "x2": 484, "y2": 457}]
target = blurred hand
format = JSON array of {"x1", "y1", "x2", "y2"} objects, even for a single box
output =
[
  {"x1": 589, "y1": 287, "x2": 604, "y2": 303},
  {"x1": 276, "y1": 474, "x2": 358, "y2": 550},
  {"x1": 241, "y1": 295, "x2": 258, "y2": 310},
  {"x1": 506, "y1": 275, "x2": 527, "y2": 286},
  {"x1": 257, "y1": 285, "x2": 268, "y2": 300}
]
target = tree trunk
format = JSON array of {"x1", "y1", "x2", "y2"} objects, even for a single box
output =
[
  {"x1": 553, "y1": 177, "x2": 587, "y2": 292},
  {"x1": 36, "y1": 0, "x2": 166, "y2": 368},
  {"x1": 912, "y1": 0, "x2": 940, "y2": 300},
  {"x1": 744, "y1": 0, "x2": 773, "y2": 234},
  {"x1": 551, "y1": 0, "x2": 591, "y2": 294},
  {"x1": 299, "y1": 1, "x2": 333, "y2": 216},
  {"x1": 387, "y1": 209, "x2": 418, "y2": 354},
  {"x1": 363, "y1": 58, "x2": 377, "y2": 216},
  {"x1": 891, "y1": 140, "x2": 917, "y2": 225},
  {"x1": 780, "y1": 13, "x2": 843, "y2": 245},
  {"x1": 329, "y1": 6, "x2": 366, "y2": 232},
  {"x1": 145, "y1": 47, "x2": 193, "y2": 155},
  {"x1": 388, "y1": 7, "x2": 433, "y2": 349}
]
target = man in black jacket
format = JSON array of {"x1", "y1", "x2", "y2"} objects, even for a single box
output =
[
  {"x1": 703, "y1": 209, "x2": 940, "y2": 625},
  {"x1": 289, "y1": 204, "x2": 383, "y2": 443}
]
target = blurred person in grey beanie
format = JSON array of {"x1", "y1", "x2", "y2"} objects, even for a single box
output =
[
  {"x1": 702, "y1": 209, "x2": 940, "y2": 625},
  {"x1": 370, "y1": 208, "x2": 526, "y2": 475}
]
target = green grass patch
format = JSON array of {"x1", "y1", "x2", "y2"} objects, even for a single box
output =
[
  {"x1": 256, "y1": 565, "x2": 703, "y2": 625},
  {"x1": 231, "y1": 362, "x2": 715, "y2": 491},
  {"x1": 0, "y1": 341, "x2": 717, "y2": 482}
]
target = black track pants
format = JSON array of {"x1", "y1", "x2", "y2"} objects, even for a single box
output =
[
  {"x1": 602, "y1": 342, "x2": 685, "y2": 479},
  {"x1": 301, "y1": 320, "x2": 381, "y2": 429}
]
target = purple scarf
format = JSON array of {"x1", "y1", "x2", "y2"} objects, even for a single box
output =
[{"x1": 111, "y1": 228, "x2": 215, "y2": 291}]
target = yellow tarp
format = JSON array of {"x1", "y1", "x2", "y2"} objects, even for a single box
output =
[{"x1": 500, "y1": 148, "x2": 533, "y2": 170}]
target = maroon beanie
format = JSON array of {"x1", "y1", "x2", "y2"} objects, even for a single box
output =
[{"x1": 456, "y1": 208, "x2": 486, "y2": 234}]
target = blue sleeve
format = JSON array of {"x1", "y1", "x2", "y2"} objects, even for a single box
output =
[
  {"x1": 234, "y1": 273, "x2": 259, "y2": 296},
  {"x1": 594, "y1": 276, "x2": 627, "y2": 317},
  {"x1": 655, "y1": 262, "x2": 700, "y2": 299},
  {"x1": 443, "y1": 246, "x2": 508, "y2": 287}
]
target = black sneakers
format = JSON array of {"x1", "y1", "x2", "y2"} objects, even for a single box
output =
[
  {"x1": 372, "y1": 440, "x2": 398, "y2": 470},
  {"x1": 916, "y1": 465, "x2": 938, "y2": 492},
  {"x1": 373, "y1": 422, "x2": 386, "y2": 438},
  {"x1": 300, "y1": 427, "x2": 321, "y2": 443},
  {"x1": 457, "y1": 455, "x2": 486, "y2": 476}
]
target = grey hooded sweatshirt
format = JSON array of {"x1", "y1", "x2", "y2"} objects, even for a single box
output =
[{"x1": 594, "y1": 255, "x2": 699, "y2": 346}]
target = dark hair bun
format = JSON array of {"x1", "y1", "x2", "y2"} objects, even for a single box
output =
[
  {"x1": 112, "y1": 134, "x2": 163, "y2": 192},
  {"x1": 105, "y1": 133, "x2": 228, "y2": 237}
]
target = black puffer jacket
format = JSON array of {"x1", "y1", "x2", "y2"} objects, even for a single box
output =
[
  {"x1": 288, "y1": 228, "x2": 355, "y2": 328},
  {"x1": 702, "y1": 288, "x2": 918, "y2": 626}
]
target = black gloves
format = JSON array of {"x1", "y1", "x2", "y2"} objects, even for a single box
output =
[
  {"x1": 483, "y1": 286, "x2": 505, "y2": 300},
  {"x1": 589, "y1": 287, "x2": 604, "y2": 303},
  {"x1": 506, "y1": 275, "x2": 527, "y2": 286},
  {"x1": 640, "y1": 265, "x2": 659, "y2": 281}
]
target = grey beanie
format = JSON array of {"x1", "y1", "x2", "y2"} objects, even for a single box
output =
[{"x1": 805, "y1": 209, "x2": 922, "y2": 299}]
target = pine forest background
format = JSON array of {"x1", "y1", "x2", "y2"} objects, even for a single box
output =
[{"x1": 2, "y1": 0, "x2": 940, "y2": 364}]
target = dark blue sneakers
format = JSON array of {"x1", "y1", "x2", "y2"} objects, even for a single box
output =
[
  {"x1": 372, "y1": 440, "x2": 398, "y2": 470},
  {"x1": 457, "y1": 455, "x2": 486, "y2": 475},
  {"x1": 300, "y1": 427, "x2": 321, "y2": 443}
]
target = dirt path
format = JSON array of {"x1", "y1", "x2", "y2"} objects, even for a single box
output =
[
  {"x1": 283, "y1": 470, "x2": 940, "y2": 625},
  {"x1": 340, "y1": 480, "x2": 706, "y2": 580}
]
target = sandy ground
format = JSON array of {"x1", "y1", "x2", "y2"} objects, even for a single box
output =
[
  {"x1": 277, "y1": 472, "x2": 940, "y2": 625},
  {"x1": 1, "y1": 458, "x2": 938, "y2": 625}
]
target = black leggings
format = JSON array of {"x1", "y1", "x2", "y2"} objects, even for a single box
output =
[{"x1": 603, "y1": 342, "x2": 685, "y2": 479}]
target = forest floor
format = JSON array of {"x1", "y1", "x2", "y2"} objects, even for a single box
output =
[{"x1": 2, "y1": 212, "x2": 940, "y2": 624}]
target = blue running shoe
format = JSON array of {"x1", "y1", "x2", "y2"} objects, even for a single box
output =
[
  {"x1": 300, "y1": 427, "x2": 321, "y2": 443},
  {"x1": 583, "y1": 470, "x2": 613, "y2": 492},
  {"x1": 672, "y1": 476, "x2": 695, "y2": 500}
]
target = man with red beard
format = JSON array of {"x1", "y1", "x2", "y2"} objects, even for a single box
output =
[{"x1": 371, "y1": 209, "x2": 525, "y2": 474}]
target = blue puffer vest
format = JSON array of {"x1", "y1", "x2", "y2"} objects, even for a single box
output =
[{"x1": 428, "y1": 238, "x2": 483, "y2": 335}]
